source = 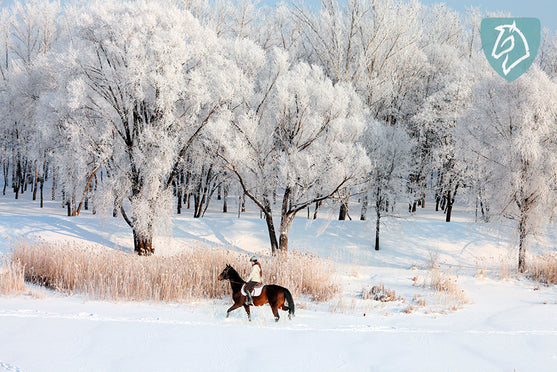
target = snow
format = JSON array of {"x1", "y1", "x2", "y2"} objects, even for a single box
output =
[{"x1": 0, "y1": 195, "x2": 556, "y2": 371}]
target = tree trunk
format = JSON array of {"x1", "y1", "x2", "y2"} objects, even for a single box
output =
[
  {"x1": 2, "y1": 160, "x2": 8, "y2": 196},
  {"x1": 278, "y1": 188, "x2": 293, "y2": 252},
  {"x1": 445, "y1": 184, "x2": 458, "y2": 222},
  {"x1": 21, "y1": 162, "x2": 28, "y2": 193},
  {"x1": 360, "y1": 193, "x2": 368, "y2": 221},
  {"x1": 338, "y1": 201, "x2": 348, "y2": 220},
  {"x1": 440, "y1": 195, "x2": 446, "y2": 211},
  {"x1": 263, "y1": 207, "x2": 279, "y2": 254},
  {"x1": 40, "y1": 178, "x2": 44, "y2": 208},
  {"x1": 445, "y1": 191, "x2": 453, "y2": 222},
  {"x1": 313, "y1": 200, "x2": 321, "y2": 220},
  {"x1": 32, "y1": 169, "x2": 38, "y2": 201},
  {"x1": 375, "y1": 209, "x2": 381, "y2": 251},
  {"x1": 518, "y1": 210, "x2": 527, "y2": 273},
  {"x1": 133, "y1": 229, "x2": 154, "y2": 256},
  {"x1": 51, "y1": 174, "x2": 56, "y2": 200},
  {"x1": 176, "y1": 179, "x2": 182, "y2": 215},
  {"x1": 223, "y1": 184, "x2": 228, "y2": 213},
  {"x1": 113, "y1": 198, "x2": 119, "y2": 217},
  {"x1": 375, "y1": 187, "x2": 382, "y2": 250},
  {"x1": 14, "y1": 158, "x2": 21, "y2": 200},
  {"x1": 279, "y1": 213, "x2": 294, "y2": 252}
]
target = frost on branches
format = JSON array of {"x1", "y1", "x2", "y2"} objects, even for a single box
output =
[
  {"x1": 457, "y1": 67, "x2": 557, "y2": 272},
  {"x1": 216, "y1": 50, "x2": 369, "y2": 253},
  {"x1": 45, "y1": 1, "x2": 250, "y2": 255},
  {"x1": 1, "y1": 0, "x2": 556, "y2": 261}
]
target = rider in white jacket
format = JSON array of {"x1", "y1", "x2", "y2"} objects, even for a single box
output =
[{"x1": 245, "y1": 256, "x2": 262, "y2": 305}]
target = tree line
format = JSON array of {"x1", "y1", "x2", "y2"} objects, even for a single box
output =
[{"x1": 1, "y1": 0, "x2": 556, "y2": 272}]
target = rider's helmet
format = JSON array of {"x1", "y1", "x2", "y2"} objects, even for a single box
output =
[{"x1": 250, "y1": 256, "x2": 258, "y2": 263}]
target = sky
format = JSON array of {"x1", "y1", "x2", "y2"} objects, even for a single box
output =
[
  {"x1": 262, "y1": 0, "x2": 557, "y2": 33},
  {"x1": 1, "y1": 0, "x2": 556, "y2": 32},
  {"x1": 418, "y1": 0, "x2": 557, "y2": 32}
]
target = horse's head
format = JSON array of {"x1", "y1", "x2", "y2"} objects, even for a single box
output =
[
  {"x1": 491, "y1": 21, "x2": 530, "y2": 76},
  {"x1": 218, "y1": 264, "x2": 232, "y2": 281}
]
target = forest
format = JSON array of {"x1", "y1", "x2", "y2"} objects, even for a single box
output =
[{"x1": 1, "y1": 0, "x2": 556, "y2": 273}]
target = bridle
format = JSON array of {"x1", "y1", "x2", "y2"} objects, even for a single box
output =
[{"x1": 220, "y1": 268, "x2": 245, "y2": 286}]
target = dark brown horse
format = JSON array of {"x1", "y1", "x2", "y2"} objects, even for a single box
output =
[{"x1": 218, "y1": 264, "x2": 295, "y2": 322}]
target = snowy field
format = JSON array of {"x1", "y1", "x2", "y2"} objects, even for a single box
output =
[{"x1": 1, "y1": 194, "x2": 556, "y2": 372}]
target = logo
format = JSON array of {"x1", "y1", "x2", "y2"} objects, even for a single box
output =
[{"x1": 481, "y1": 18, "x2": 540, "y2": 82}]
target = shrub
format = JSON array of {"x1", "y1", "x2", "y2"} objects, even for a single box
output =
[
  {"x1": 362, "y1": 284, "x2": 400, "y2": 302},
  {"x1": 11, "y1": 239, "x2": 339, "y2": 303}
]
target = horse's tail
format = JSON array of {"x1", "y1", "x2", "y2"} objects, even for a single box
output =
[{"x1": 283, "y1": 288, "x2": 295, "y2": 318}]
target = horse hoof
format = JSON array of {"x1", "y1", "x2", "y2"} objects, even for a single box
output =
[{"x1": 275, "y1": 317, "x2": 279, "y2": 322}]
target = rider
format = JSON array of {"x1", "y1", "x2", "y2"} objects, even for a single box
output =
[{"x1": 245, "y1": 256, "x2": 262, "y2": 306}]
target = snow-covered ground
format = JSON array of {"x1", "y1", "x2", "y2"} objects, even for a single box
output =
[{"x1": 1, "y1": 194, "x2": 556, "y2": 371}]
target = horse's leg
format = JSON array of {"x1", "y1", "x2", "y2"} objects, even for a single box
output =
[
  {"x1": 226, "y1": 303, "x2": 242, "y2": 318},
  {"x1": 280, "y1": 299, "x2": 291, "y2": 320},
  {"x1": 278, "y1": 294, "x2": 292, "y2": 320},
  {"x1": 244, "y1": 305, "x2": 251, "y2": 322},
  {"x1": 270, "y1": 303, "x2": 279, "y2": 322}
]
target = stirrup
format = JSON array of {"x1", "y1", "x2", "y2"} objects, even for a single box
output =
[{"x1": 245, "y1": 294, "x2": 253, "y2": 306}]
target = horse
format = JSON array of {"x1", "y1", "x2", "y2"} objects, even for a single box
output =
[{"x1": 218, "y1": 264, "x2": 295, "y2": 322}]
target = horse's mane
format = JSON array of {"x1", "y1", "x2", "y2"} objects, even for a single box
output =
[{"x1": 227, "y1": 265, "x2": 245, "y2": 283}]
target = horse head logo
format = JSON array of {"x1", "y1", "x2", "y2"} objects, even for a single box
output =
[
  {"x1": 481, "y1": 18, "x2": 540, "y2": 82},
  {"x1": 491, "y1": 21, "x2": 530, "y2": 76}
]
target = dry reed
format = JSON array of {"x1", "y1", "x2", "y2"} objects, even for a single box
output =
[
  {"x1": 426, "y1": 269, "x2": 468, "y2": 305},
  {"x1": 527, "y1": 254, "x2": 557, "y2": 285},
  {"x1": 11, "y1": 239, "x2": 338, "y2": 303},
  {"x1": 0, "y1": 257, "x2": 26, "y2": 295}
]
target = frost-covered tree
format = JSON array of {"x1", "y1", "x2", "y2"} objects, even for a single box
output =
[
  {"x1": 456, "y1": 67, "x2": 557, "y2": 272},
  {"x1": 298, "y1": 0, "x2": 427, "y2": 121},
  {"x1": 0, "y1": 0, "x2": 59, "y2": 202},
  {"x1": 405, "y1": 4, "x2": 475, "y2": 217},
  {"x1": 538, "y1": 30, "x2": 557, "y2": 78},
  {"x1": 216, "y1": 50, "x2": 369, "y2": 253},
  {"x1": 361, "y1": 121, "x2": 413, "y2": 250},
  {"x1": 294, "y1": 0, "x2": 427, "y2": 218},
  {"x1": 43, "y1": 0, "x2": 250, "y2": 255}
]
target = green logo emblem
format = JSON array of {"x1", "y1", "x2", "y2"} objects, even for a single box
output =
[{"x1": 481, "y1": 18, "x2": 540, "y2": 82}]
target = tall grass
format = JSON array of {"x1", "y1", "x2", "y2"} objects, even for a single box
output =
[
  {"x1": 0, "y1": 257, "x2": 26, "y2": 295},
  {"x1": 426, "y1": 269, "x2": 468, "y2": 307},
  {"x1": 528, "y1": 254, "x2": 557, "y2": 285},
  {"x1": 12, "y1": 239, "x2": 338, "y2": 303}
]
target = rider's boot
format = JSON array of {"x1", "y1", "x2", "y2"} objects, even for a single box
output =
[{"x1": 245, "y1": 292, "x2": 253, "y2": 306}]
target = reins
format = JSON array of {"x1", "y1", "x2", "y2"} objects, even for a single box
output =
[{"x1": 227, "y1": 279, "x2": 245, "y2": 286}]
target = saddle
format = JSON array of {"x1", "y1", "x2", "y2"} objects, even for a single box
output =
[{"x1": 241, "y1": 283, "x2": 264, "y2": 297}]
